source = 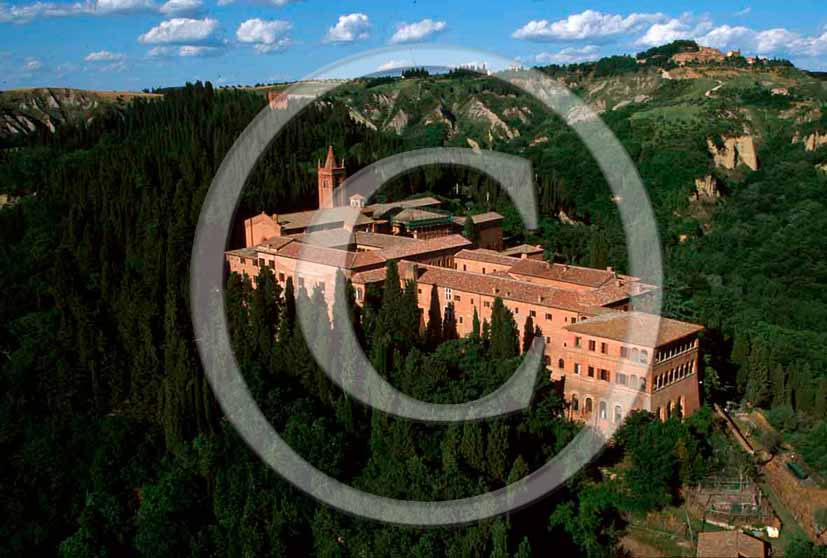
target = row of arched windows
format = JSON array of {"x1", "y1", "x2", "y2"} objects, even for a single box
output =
[
  {"x1": 654, "y1": 360, "x2": 695, "y2": 391},
  {"x1": 570, "y1": 394, "x2": 625, "y2": 424}
]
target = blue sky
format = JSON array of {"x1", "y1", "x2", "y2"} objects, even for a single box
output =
[{"x1": 1, "y1": 0, "x2": 826, "y2": 90}]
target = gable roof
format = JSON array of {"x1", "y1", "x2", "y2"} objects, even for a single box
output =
[
  {"x1": 508, "y1": 258, "x2": 623, "y2": 288},
  {"x1": 275, "y1": 206, "x2": 375, "y2": 232},
  {"x1": 455, "y1": 248, "x2": 521, "y2": 266},
  {"x1": 453, "y1": 211, "x2": 504, "y2": 226},
  {"x1": 564, "y1": 311, "x2": 703, "y2": 348}
]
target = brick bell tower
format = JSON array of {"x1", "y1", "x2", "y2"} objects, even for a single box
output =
[{"x1": 317, "y1": 145, "x2": 346, "y2": 209}]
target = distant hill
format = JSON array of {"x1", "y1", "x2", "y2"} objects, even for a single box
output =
[{"x1": 0, "y1": 87, "x2": 160, "y2": 141}]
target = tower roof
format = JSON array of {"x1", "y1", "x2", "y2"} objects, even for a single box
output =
[{"x1": 324, "y1": 145, "x2": 337, "y2": 169}]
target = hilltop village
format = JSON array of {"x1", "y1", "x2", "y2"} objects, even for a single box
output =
[{"x1": 227, "y1": 146, "x2": 705, "y2": 427}]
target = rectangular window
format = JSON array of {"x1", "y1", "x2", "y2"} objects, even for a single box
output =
[
  {"x1": 620, "y1": 346, "x2": 629, "y2": 358},
  {"x1": 257, "y1": 258, "x2": 265, "y2": 267},
  {"x1": 618, "y1": 373, "x2": 627, "y2": 385},
  {"x1": 530, "y1": 310, "x2": 536, "y2": 318},
  {"x1": 484, "y1": 301, "x2": 490, "y2": 308},
  {"x1": 459, "y1": 316, "x2": 463, "y2": 324},
  {"x1": 600, "y1": 342, "x2": 608, "y2": 354},
  {"x1": 587, "y1": 366, "x2": 595, "y2": 378},
  {"x1": 574, "y1": 363, "x2": 582, "y2": 375},
  {"x1": 599, "y1": 369, "x2": 610, "y2": 382},
  {"x1": 588, "y1": 340, "x2": 596, "y2": 351},
  {"x1": 278, "y1": 273, "x2": 285, "y2": 282},
  {"x1": 268, "y1": 260, "x2": 275, "y2": 268},
  {"x1": 575, "y1": 336, "x2": 582, "y2": 348},
  {"x1": 445, "y1": 287, "x2": 452, "y2": 301},
  {"x1": 454, "y1": 295, "x2": 461, "y2": 302},
  {"x1": 545, "y1": 313, "x2": 552, "y2": 321},
  {"x1": 514, "y1": 307, "x2": 519, "y2": 314},
  {"x1": 356, "y1": 288, "x2": 363, "y2": 301}
]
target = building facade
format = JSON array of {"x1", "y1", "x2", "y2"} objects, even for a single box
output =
[{"x1": 227, "y1": 145, "x2": 705, "y2": 429}]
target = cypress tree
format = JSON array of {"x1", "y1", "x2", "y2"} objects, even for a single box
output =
[
  {"x1": 490, "y1": 298, "x2": 519, "y2": 360},
  {"x1": 522, "y1": 315, "x2": 535, "y2": 353},
  {"x1": 471, "y1": 306, "x2": 481, "y2": 340},
  {"x1": 442, "y1": 302, "x2": 459, "y2": 341},
  {"x1": 426, "y1": 284, "x2": 442, "y2": 349}
]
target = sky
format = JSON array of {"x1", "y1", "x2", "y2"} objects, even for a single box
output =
[{"x1": 1, "y1": 0, "x2": 826, "y2": 91}]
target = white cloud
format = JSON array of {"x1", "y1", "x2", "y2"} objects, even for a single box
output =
[
  {"x1": 97, "y1": 60, "x2": 128, "y2": 71},
  {"x1": 512, "y1": 10, "x2": 665, "y2": 41},
  {"x1": 389, "y1": 18, "x2": 446, "y2": 44},
  {"x1": 160, "y1": 0, "x2": 203, "y2": 16},
  {"x1": 179, "y1": 45, "x2": 222, "y2": 56},
  {"x1": 635, "y1": 15, "x2": 715, "y2": 47},
  {"x1": 138, "y1": 17, "x2": 220, "y2": 44},
  {"x1": 534, "y1": 45, "x2": 601, "y2": 64},
  {"x1": 216, "y1": 0, "x2": 298, "y2": 6},
  {"x1": 147, "y1": 46, "x2": 174, "y2": 57},
  {"x1": 735, "y1": 7, "x2": 751, "y2": 17},
  {"x1": 24, "y1": 58, "x2": 42, "y2": 71},
  {"x1": 0, "y1": 0, "x2": 155, "y2": 23},
  {"x1": 694, "y1": 25, "x2": 827, "y2": 56},
  {"x1": 84, "y1": 49, "x2": 126, "y2": 61},
  {"x1": 236, "y1": 18, "x2": 292, "y2": 53},
  {"x1": 147, "y1": 44, "x2": 223, "y2": 57},
  {"x1": 376, "y1": 59, "x2": 410, "y2": 71},
  {"x1": 323, "y1": 13, "x2": 370, "y2": 43},
  {"x1": 95, "y1": 0, "x2": 154, "y2": 13}
]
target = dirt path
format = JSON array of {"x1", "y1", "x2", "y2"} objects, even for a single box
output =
[{"x1": 705, "y1": 80, "x2": 724, "y2": 98}]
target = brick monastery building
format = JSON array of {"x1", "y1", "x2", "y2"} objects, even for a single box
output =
[{"x1": 227, "y1": 146, "x2": 704, "y2": 428}]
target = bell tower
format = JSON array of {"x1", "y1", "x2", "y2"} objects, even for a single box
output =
[{"x1": 317, "y1": 145, "x2": 346, "y2": 209}]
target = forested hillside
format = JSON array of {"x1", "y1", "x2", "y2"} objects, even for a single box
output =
[{"x1": 2, "y1": 43, "x2": 827, "y2": 556}]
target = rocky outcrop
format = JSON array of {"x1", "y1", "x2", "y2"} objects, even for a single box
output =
[
  {"x1": 691, "y1": 175, "x2": 721, "y2": 201},
  {"x1": 384, "y1": 109, "x2": 408, "y2": 134},
  {"x1": 463, "y1": 98, "x2": 519, "y2": 140},
  {"x1": 348, "y1": 108, "x2": 377, "y2": 130},
  {"x1": 803, "y1": 132, "x2": 827, "y2": 152},
  {"x1": 707, "y1": 136, "x2": 759, "y2": 171},
  {"x1": 0, "y1": 87, "x2": 157, "y2": 139}
]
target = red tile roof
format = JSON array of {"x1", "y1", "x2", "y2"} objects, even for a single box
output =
[
  {"x1": 455, "y1": 248, "x2": 521, "y2": 266},
  {"x1": 564, "y1": 311, "x2": 703, "y2": 348},
  {"x1": 508, "y1": 258, "x2": 625, "y2": 287},
  {"x1": 275, "y1": 206, "x2": 375, "y2": 231},
  {"x1": 399, "y1": 261, "x2": 614, "y2": 314},
  {"x1": 452, "y1": 211, "x2": 504, "y2": 226},
  {"x1": 502, "y1": 244, "x2": 544, "y2": 257}
]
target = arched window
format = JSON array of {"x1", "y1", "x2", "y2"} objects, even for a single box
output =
[
  {"x1": 584, "y1": 397, "x2": 593, "y2": 413},
  {"x1": 558, "y1": 358, "x2": 565, "y2": 369},
  {"x1": 631, "y1": 348, "x2": 639, "y2": 361},
  {"x1": 630, "y1": 374, "x2": 638, "y2": 390},
  {"x1": 614, "y1": 405, "x2": 623, "y2": 423},
  {"x1": 571, "y1": 395, "x2": 579, "y2": 412},
  {"x1": 640, "y1": 350, "x2": 649, "y2": 364},
  {"x1": 599, "y1": 401, "x2": 608, "y2": 420}
]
